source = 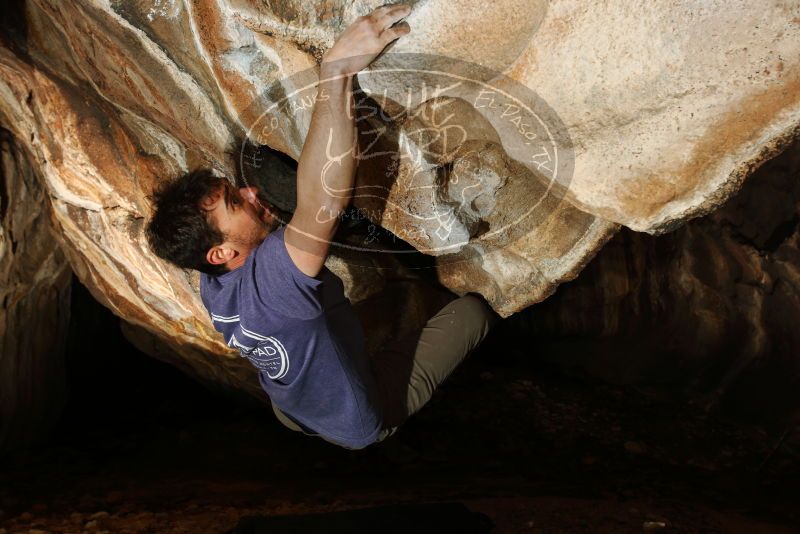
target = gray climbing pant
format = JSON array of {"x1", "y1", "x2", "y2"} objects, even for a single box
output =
[{"x1": 271, "y1": 293, "x2": 499, "y2": 447}]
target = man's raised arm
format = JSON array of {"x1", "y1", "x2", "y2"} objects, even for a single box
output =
[{"x1": 284, "y1": 3, "x2": 411, "y2": 278}]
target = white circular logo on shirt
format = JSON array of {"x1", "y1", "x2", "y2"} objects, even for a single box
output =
[{"x1": 247, "y1": 337, "x2": 289, "y2": 381}]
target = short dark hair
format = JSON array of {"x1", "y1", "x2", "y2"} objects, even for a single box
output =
[{"x1": 146, "y1": 168, "x2": 236, "y2": 276}]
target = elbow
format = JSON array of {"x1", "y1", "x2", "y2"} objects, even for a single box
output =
[
  {"x1": 295, "y1": 187, "x2": 351, "y2": 222},
  {"x1": 295, "y1": 174, "x2": 353, "y2": 213},
  {"x1": 316, "y1": 198, "x2": 351, "y2": 231},
  {"x1": 322, "y1": 194, "x2": 352, "y2": 217}
]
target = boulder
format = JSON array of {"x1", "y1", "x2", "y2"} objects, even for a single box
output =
[{"x1": 0, "y1": 0, "x2": 797, "y2": 399}]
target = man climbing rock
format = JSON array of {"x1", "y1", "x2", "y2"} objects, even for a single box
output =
[{"x1": 145, "y1": 3, "x2": 499, "y2": 449}]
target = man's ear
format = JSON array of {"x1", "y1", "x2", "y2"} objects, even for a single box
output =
[{"x1": 206, "y1": 243, "x2": 237, "y2": 266}]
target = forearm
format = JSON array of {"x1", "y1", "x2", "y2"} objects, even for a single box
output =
[
  {"x1": 295, "y1": 64, "x2": 357, "y2": 219},
  {"x1": 281, "y1": 4, "x2": 409, "y2": 277}
]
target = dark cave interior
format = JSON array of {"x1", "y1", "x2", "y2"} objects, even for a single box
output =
[
  {"x1": 1, "y1": 266, "x2": 798, "y2": 533},
  {"x1": 0, "y1": 4, "x2": 798, "y2": 530},
  {"x1": 1, "y1": 142, "x2": 799, "y2": 534}
]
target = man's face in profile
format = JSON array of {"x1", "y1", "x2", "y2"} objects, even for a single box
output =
[{"x1": 202, "y1": 181, "x2": 282, "y2": 252}]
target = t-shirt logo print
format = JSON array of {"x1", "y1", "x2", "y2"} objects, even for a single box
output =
[{"x1": 246, "y1": 337, "x2": 290, "y2": 381}]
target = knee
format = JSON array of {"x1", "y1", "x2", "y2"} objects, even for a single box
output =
[{"x1": 454, "y1": 293, "x2": 501, "y2": 339}]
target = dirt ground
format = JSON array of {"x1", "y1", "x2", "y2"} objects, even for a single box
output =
[{"x1": 1, "y1": 283, "x2": 798, "y2": 534}]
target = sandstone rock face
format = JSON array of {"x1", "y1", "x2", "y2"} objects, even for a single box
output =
[
  {"x1": 508, "y1": 0, "x2": 800, "y2": 234},
  {"x1": 0, "y1": 129, "x2": 71, "y2": 450},
  {"x1": 0, "y1": 1, "x2": 797, "y2": 398}
]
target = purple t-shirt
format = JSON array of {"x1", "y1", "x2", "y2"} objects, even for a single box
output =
[{"x1": 199, "y1": 225, "x2": 384, "y2": 449}]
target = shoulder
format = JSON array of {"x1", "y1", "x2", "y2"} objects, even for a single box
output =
[
  {"x1": 199, "y1": 272, "x2": 216, "y2": 312},
  {"x1": 247, "y1": 225, "x2": 328, "y2": 320},
  {"x1": 256, "y1": 226, "x2": 325, "y2": 281}
]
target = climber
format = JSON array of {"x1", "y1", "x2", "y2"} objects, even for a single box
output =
[{"x1": 145, "y1": 3, "x2": 499, "y2": 449}]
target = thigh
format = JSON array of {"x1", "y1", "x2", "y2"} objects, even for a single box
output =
[{"x1": 370, "y1": 293, "x2": 499, "y2": 428}]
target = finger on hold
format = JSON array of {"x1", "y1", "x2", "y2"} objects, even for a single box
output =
[
  {"x1": 391, "y1": 4, "x2": 412, "y2": 23},
  {"x1": 384, "y1": 20, "x2": 411, "y2": 39},
  {"x1": 378, "y1": 2, "x2": 411, "y2": 12},
  {"x1": 376, "y1": 3, "x2": 411, "y2": 26}
]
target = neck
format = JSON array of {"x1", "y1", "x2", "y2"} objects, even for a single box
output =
[{"x1": 225, "y1": 249, "x2": 251, "y2": 271}]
